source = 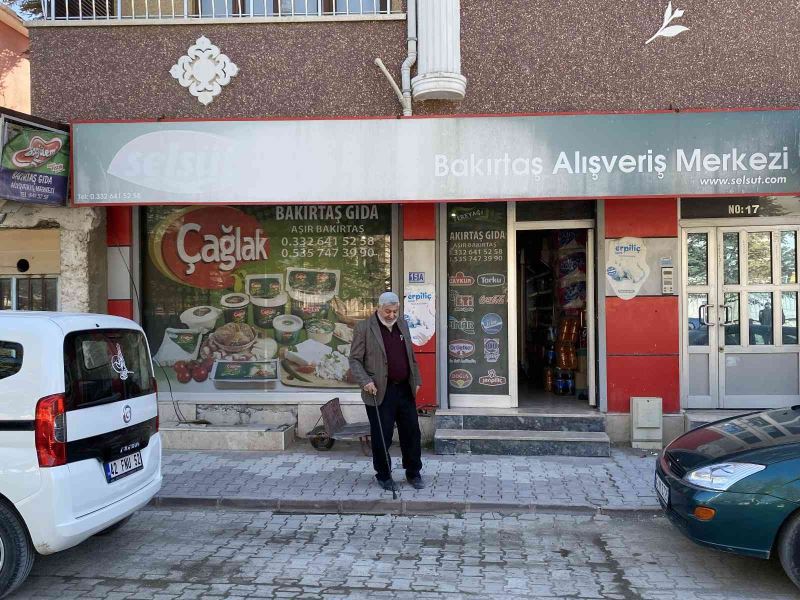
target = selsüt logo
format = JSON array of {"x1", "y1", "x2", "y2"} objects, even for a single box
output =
[
  {"x1": 11, "y1": 136, "x2": 63, "y2": 169},
  {"x1": 477, "y1": 273, "x2": 506, "y2": 287},
  {"x1": 448, "y1": 340, "x2": 475, "y2": 358}
]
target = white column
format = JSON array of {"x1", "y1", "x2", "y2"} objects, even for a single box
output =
[{"x1": 412, "y1": 0, "x2": 467, "y2": 101}]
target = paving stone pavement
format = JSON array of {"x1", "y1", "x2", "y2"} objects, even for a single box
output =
[
  {"x1": 10, "y1": 507, "x2": 798, "y2": 599},
  {"x1": 157, "y1": 446, "x2": 660, "y2": 511}
]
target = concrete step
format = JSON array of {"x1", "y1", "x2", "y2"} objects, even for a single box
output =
[
  {"x1": 435, "y1": 410, "x2": 606, "y2": 433},
  {"x1": 160, "y1": 423, "x2": 295, "y2": 451},
  {"x1": 434, "y1": 429, "x2": 611, "y2": 457},
  {"x1": 684, "y1": 410, "x2": 753, "y2": 431}
]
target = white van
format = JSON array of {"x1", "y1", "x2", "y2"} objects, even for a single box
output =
[{"x1": 0, "y1": 312, "x2": 162, "y2": 598}]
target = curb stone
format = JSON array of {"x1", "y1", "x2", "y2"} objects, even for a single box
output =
[{"x1": 149, "y1": 495, "x2": 664, "y2": 516}]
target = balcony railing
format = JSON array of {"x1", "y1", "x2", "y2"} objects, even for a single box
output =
[{"x1": 37, "y1": 0, "x2": 402, "y2": 21}]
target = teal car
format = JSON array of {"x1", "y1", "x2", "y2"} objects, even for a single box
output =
[{"x1": 656, "y1": 407, "x2": 800, "y2": 588}]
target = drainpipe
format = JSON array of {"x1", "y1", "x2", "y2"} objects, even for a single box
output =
[
  {"x1": 374, "y1": 0, "x2": 417, "y2": 117},
  {"x1": 400, "y1": 0, "x2": 417, "y2": 117}
]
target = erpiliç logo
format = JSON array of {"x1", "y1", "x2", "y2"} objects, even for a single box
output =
[
  {"x1": 614, "y1": 243, "x2": 641, "y2": 254},
  {"x1": 406, "y1": 291, "x2": 432, "y2": 303},
  {"x1": 11, "y1": 136, "x2": 63, "y2": 169}
]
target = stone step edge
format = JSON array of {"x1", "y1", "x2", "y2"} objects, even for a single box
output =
[
  {"x1": 434, "y1": 429, "x2": 611, "y2": 442},
  {"x1": 150, "y1": 495, "x2": 661, "y2": 516},
  {"x1": 436, "y1": 410, "x2": 604, "y2": 419},
  {"x1": 161, "y1": 423, "x2": 295, "y2": 432}
]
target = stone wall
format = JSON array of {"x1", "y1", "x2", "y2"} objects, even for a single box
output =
[{"x1": 0, "y1": 200, "x2": 106, "y2": 313}]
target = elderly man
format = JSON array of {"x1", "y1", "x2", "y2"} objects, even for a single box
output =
[{"x1": 349, "y1": 291, "x2": 425, "y2": 491}]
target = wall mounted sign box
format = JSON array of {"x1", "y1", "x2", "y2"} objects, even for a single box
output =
[
  {"x1": 0, "y1": 109, "x2": 69, "y2": 207},
  {"x1": 73, "y1": 109, "x2": 800, "y2": 206}
]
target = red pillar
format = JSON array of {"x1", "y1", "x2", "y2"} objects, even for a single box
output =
[
  {"x1": 403, "y1": 203, "x2": 437, "y2": 410},
  {"x1": 106, "y1": 206, "x2": 134, "y2": 320},
  {"x1": 605, "y1": 198, "x2": 680, "y2": 414}
]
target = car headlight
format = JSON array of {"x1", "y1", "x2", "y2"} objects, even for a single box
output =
[{"x1": 684, "y1": 463, "x2": 766, "y2": 491}]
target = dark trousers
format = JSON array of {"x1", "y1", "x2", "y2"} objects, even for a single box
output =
[{"x1": 365, "y1": 381, "x2": 422, "y2": 482}]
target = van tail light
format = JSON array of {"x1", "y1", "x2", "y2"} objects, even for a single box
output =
[
  {"x1": 35, "y1": 394, "x2": 67, "y2": 467},
  {"x1": 151, "y1": 377, "x2": 159, "y2": 433}
]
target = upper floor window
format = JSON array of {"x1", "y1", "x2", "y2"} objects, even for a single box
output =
[{"x1": 43, "y1": 0, "x2": 398, "y2": 20}]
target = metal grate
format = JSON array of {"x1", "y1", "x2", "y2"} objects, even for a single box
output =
[{"x1": 38, "y1": 0, "x2": 402, "y2": 21}]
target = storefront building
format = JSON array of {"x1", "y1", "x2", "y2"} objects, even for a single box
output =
[{"x1": 25, "y1": 0, "x2": 800, "y2": 451}]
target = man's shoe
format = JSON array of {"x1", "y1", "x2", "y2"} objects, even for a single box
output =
[
  {"x1": 378, "y1": 478, "x2": 397, "y2": 492},
  {"x1": 406, "y1": 475, "x2": 425, "y2": 490}
]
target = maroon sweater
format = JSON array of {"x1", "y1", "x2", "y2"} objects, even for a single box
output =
[{"x1": 378, "y1": 317, "x2": 411, "y2": 384}]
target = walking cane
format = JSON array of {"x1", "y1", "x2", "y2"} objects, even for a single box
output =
[{"x1": 370, "y1": 391, "x2": 398, "y2": 500}]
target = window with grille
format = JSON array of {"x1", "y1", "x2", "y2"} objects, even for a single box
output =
[{"x1": 0, "y1": 277, "x2": 59, "y2": 311}]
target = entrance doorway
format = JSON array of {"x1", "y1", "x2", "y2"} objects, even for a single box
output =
[
  {"x1": 515, "y1": 227, "x2": 595, "y2": 409},
  {"x1": 683, "y1": 225, "x2": 800, "y2": 409}
]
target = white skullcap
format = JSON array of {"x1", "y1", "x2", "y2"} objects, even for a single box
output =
[{"x1": 378, "y1": 291, "x2": 400, "y2": 306}]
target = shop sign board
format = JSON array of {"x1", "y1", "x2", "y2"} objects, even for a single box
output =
[
  {"x1": 446, "y1": 203, "x2": 509, "y2": 395},
  {"x1": 142, "y1": 204, "x2": 391, "y2": 395},
  {"x1": 73, "y1": 110, "x2": 800, "y2": 205},
  {"x1": 680, "y1": 196, "x2": 800, "y2": 219},
  {"x1": 0, "y1": 113, "x2": 69, "y2": 206}
]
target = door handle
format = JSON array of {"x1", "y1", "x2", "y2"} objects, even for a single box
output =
[
  {"x1": 719, "y1": 304, "x2": 733, "y2": 326},
  {"x1": 699, "y1": 304, "x2": 715, "y2": 326}
]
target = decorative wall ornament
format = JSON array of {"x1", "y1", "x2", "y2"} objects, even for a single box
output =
[
  {"x1": 646, "y1": 2, "x2": 688, "y2": 45},
  {"x1": 170, "y1": 36, "x2": 239, "y2": 105}
]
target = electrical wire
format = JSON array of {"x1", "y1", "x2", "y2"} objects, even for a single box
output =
[{"x1": 112, "y1": 232, "x2": 191, "y2": 424}]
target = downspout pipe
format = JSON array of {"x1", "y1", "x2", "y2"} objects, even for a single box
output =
[
  {"x1": 400, "y1": 0, "x2": 417, "y2": 117},
  {"x1": 374, "y1": 0, "x2": 416, "y2": 116}
]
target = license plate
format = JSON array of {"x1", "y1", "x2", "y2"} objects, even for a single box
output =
[
  {"x1": 104, "y1": 451, "x2": 143, "y2": 483},
  {"x1": 655, "y1": 473, "x2": 670, "y2": 506}
]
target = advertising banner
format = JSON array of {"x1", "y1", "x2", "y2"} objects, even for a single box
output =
[
  {"x1": 73, "y1": 110, "x2": 800, "y2": 205},
  {"x1": 0, "y1": 115, "x2": 68, "y2": 206},
  {"x1": 142, "y1": 204, "x2": 391, "y2": 394},
  {"x1": 606, "y1": 237, "x2": 650, "y2": 300},
  {"x1": 447, "y1": 203, "x2": 509, "y2": 395}
]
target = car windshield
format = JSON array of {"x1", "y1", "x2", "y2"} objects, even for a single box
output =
[{"x1": 64, "y1": 329, "x2": 155, "y2": 410}]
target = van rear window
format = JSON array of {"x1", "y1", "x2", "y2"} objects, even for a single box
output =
[
  {"x1": 64, "y1": 329, "x2": 155, "y2": 409},
  {"x1": 0, "y1": 342, "x2": 23, "y2": 380}
]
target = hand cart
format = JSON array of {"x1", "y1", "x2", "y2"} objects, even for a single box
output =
[{"x1": 307, "y1": 397, "x2": 372, "y2": 455}]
